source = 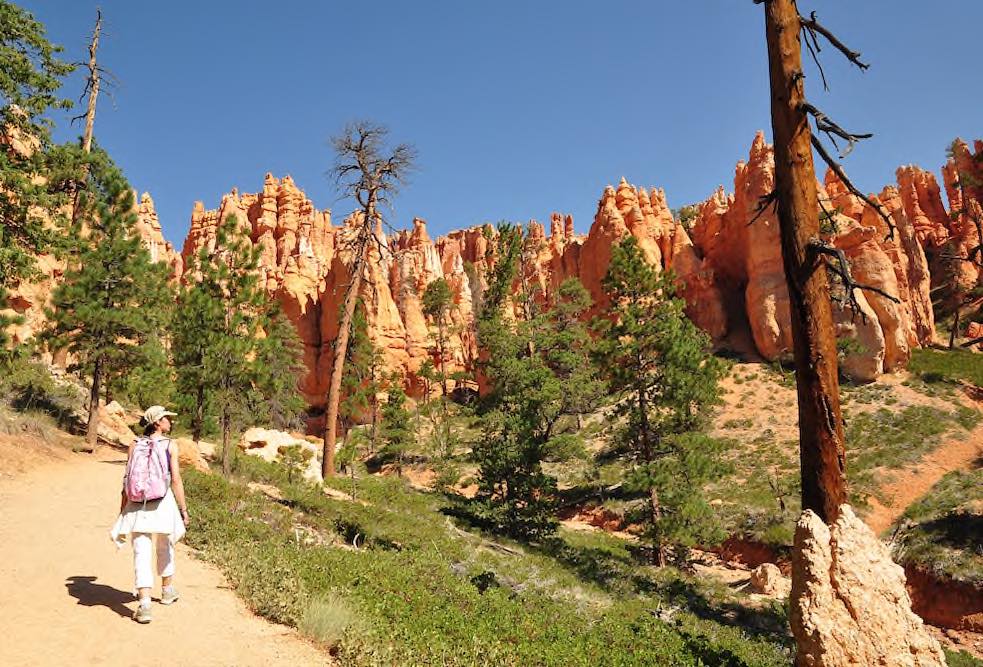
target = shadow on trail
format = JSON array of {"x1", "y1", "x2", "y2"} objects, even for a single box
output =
[{"x1": 65, "y1": 576, "x2": 133, "y2": 620}]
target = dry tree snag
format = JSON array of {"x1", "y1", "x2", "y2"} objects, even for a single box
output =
[
  {"x1": 759, "y1": 0, "x2": 904, "y2": 520},
  {"x1": 322, "y1": 122, "x2": 415, "y2": 478},
  {"x1": 763, "y1": 0, "x2": 846, "y2": 523},
  {"x1": 79, "y1": 10, "x2": 103, "y2": 450},
  {"x1": 77, "y1": 10, "x2": 102, "y2": 154}
]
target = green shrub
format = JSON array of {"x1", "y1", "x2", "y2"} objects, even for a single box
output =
[{"x1": 181, "y1": 469, "x2": 792, "y2": 666}]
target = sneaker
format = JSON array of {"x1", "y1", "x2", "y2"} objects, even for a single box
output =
[
  {"x1": 134, "y1": 601, "x2": 153, "y2": 623},
  {"x1": 160, "y1": 586, "x2": 179, "y2": 605}
]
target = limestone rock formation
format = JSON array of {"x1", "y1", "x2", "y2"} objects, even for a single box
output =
[
  {"x1": 790, "y1": 505, "x2": 945, "y2": 667},
  {"x1": 749, "y1": 563, "x2": 791, "y2": 598},
  {"x1": 239, "y1": 427, "x2": 323, "y2": 483},
  {"x1": 941, "y1": 140, "x2": 983, "y2": 293},
  {"x1": 172, "y1": 437, "x2": 210, "y2": 473},
  {"x1": 685, "y1": 133, "x2": 957, "y2": 380},
  {"x1": 177, "y1": 136, "x2": 981, "y2": 418}
]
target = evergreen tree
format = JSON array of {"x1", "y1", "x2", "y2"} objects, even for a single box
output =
[
  {"x1": 379, "y1": 383, "x2": 413, "y2": 476},
  {"x1": 172, "y1": 214, "x2": 265, "y2": 474},
  {"x1": 470, "y1": 226, "x2": 600, "y2": 540},
  {"x1": 171, "y1": 248, "x2": 223, "y2": 442},
  {"x1": 339, "y1": 298, "x2": 381, "y2": 438},
  {"x1": 45, "y1": 150, "x2": 171, "y2": 450},
  {"x1": 0, "y1": 1, "x2": 75, "y2": 348},
  {"x1": 120, "y1": 332, "x2": 175, "y2": 410},
  {"x1": 593, "y1": 236, "x2": 726, "y2": 565},
  {"x1": 422, "y1": 277, "x2": 453, "y2": 397},
  {"x1": 253, "y1": 302, "x2": 307, "y2": 431}
]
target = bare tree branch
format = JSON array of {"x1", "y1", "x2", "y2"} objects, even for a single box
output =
[
  {"x1": 801, "y1": 102, "x2": 872, "y2": 157},
  {"x1": 810, "y1": 134, "x2": 896, "y2": 240},
  {"x1": 746, "y1": 190, "x2": 778, "y2": 226},
  {"x1": 799, "y1": 11, "x2": 869, "y2": 71},
  {"x1": 809, "y1": 239, "x2": 901, "y2": 325}
]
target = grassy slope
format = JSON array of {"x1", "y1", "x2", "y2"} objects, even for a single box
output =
[{"x1": 184, "y1": 456, "x2": 791, "y2": 666}]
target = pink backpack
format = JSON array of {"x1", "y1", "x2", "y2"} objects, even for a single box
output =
[{"x1": 125, "y1": 437, "x2": 171, "y2": 503}]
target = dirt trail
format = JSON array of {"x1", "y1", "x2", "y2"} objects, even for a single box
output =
[
  {"x1": 863, "y1": 419, "x2": 983, "y2": 535},
  {"x1": 0, "y1": 446, "x2": 331, "y2": 666}
]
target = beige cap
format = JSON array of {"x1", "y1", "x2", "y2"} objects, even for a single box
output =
[{"x1": 142, "y1": 405, "x2": 177, "y2": 425}]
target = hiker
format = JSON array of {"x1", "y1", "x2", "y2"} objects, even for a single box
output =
[{"x1": 110, "y1": 405, "x2": 190, "y2": 623}]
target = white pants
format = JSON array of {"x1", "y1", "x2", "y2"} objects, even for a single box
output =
[{"x1": 132, "y1": 532, "x2": 174, "y2": 591}]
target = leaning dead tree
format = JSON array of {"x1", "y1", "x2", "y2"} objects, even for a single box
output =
[
  {"x1": 760, "y1": 0, "x2": 899, "y2": 522},
  {"x1": 322, "y1": 121, "x2": 415, "y2": 477}
]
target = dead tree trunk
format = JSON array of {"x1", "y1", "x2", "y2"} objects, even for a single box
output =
[
  {"x1": 70, "y1": 11, "x2": 102, "y2": 230},
  {"x1": 764, "y1": 0, "x2": 846, "y2": 523},
  {"x1": 322, "y1": 229, "x2": 369, "y2": 478},
  {"x1": 81, "y1": 11, "x2": 101, "y2": 154},
  {"x1": 324, "y1": 121, "x2": 416, "y2": 478}
]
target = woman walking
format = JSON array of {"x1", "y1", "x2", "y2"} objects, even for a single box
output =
[{"x1": 110, "y1": 405, "x2": 190, "y2": 623}]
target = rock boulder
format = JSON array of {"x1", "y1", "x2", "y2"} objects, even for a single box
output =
[{"x1": 790, "y1": 505, "x2": 945, "y2": 667}]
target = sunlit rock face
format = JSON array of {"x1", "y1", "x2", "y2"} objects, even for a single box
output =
[
  {"x1": 685, "y1": 133, "x2": 966, "y2": 380},
  {"x1": 176, "y1": 136, "x2": 980, "y2": 414}
]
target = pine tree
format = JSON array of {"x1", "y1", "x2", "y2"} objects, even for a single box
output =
[
  {"x1": 0, "y1": 1, "x2": 75, "y2": 349},
  {"x1": 593, "y1": 236, "x2": 726, "y2": 565},
  {"x1": 339, "y1": 298, "x2": 381, "y2": 438},
  {"x1": 253, "y1": 302, "x2": 307, "y2": 431},
  {"x1": 120, "y1": 332, "x2": 175, "y2": 410},
  {"x1": 172, "y1": 214, "x2": 265, "y2": 474},
  {"x1": 45, "y1": 150, "x2": 172, "y2": 450},
  {"x1": 323, "y1": 121, "x2": 415, "y2": 477},
  {"x1": 422, "y1": 277, "x2": 453, "y2": 397},
  {"x1": 171, "y1": 248, "x2": 223, "y2": 442},
  {"x1": 379, "y1": 383, "x2": 413, "y2": 476},
  {"x1": 470, "y1": 226, "x2": 601, "y2": 540}
]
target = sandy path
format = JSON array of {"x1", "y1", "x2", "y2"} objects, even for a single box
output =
[
  {"x1": 0, "y1": 446, "x2": 331, "y2": 667},
  {"x1": 863, "y1": 419, "x2": 983, "y2": 535}
]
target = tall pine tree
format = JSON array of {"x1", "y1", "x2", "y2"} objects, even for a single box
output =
[
  {"x1": 593, "y1": 236, "x2": 726, "y2": 565},
  {"x1": 45, "y1": 150, "x2": 172, "y2": 450},
  {"x1": 471, "y1": 225, "x2": 601, "y2": 540},
  {"x1": 1, "y1": 1, "x2": 75, "y2": 349},
  {"x1": 253, "y1": 302, "x2": 307, "y2": 431},
  {"x1": 172, "y1": 214, "x2": 265, "y2": 475}
]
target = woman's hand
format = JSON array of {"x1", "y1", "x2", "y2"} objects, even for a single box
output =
[{"x1": 180, "y1": 507, "x2": 190, "y2": 526}]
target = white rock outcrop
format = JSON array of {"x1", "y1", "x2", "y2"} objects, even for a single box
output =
[{"x1": 790, "y1": 505, "x2": 945, "y2": 667}]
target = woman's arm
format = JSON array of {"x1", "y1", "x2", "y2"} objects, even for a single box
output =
[{"x1": 169, "y1": 440, "x2": 190, "y2": 524}]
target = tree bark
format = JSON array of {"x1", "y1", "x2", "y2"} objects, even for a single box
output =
[
  {"x1": 70, "y1": 11, "x2": 102, "y2": 231},
  {"x1": 949, "y1": 306, "x2": 960, "y2": 349},
  {"x1": 221, "y1": 409, "x2": 232, "y2": 476},
  {"x1": 81, "y1": 11, "x2": 101, "y2": 154},
  {"x1": 192, "y1": 384, "x2": 205, "y2": 442},
  {"x1": 765, "y1": 0, "x2": 847, "y2": 523},
  {"x1": 84, "y1": 355, "x2": 102, "y2": 452},
  {"x1": 322, "y1": 239, "x2": 367, "y2": 478}
]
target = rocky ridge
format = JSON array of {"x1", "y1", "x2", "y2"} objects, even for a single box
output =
[{"x1": 176, "y1": 134, "x2": 981, "y2": 421}]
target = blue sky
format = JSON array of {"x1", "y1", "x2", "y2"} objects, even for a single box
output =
[{"x1": 21, "y1": 1, "x2": 983, "y2": 246}]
